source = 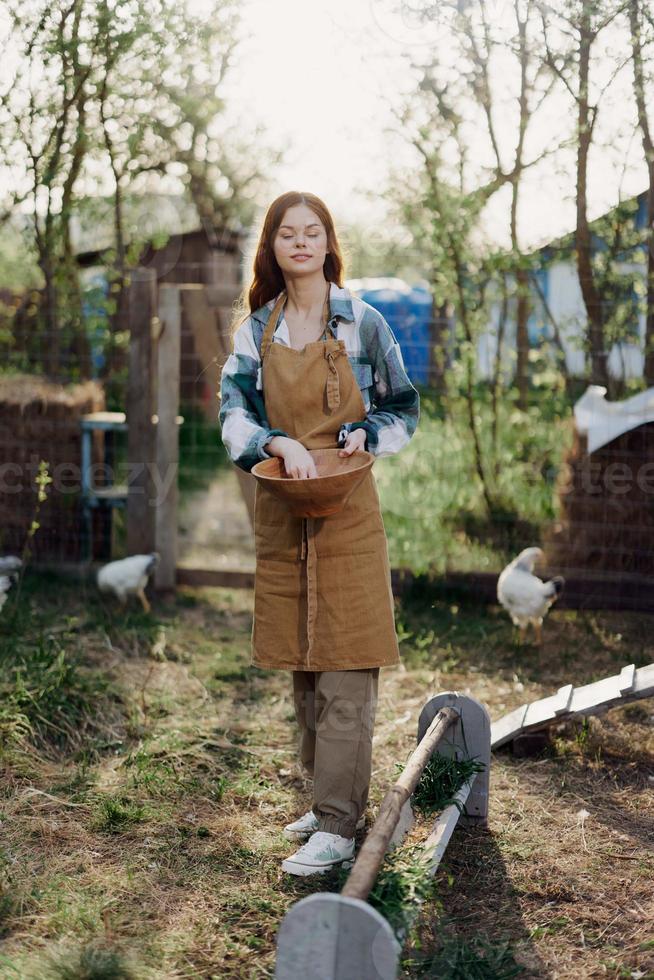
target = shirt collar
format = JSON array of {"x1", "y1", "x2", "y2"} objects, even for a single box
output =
[{"x1": 250, "y1": 281, "x2": 355, "y2": 330}]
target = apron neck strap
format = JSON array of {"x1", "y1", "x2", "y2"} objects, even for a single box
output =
[
  {"x1": 260, "y1": 282, "x2": 333, "y2": 362},
  {"x1": 260, "y1": 290, "x2": 287, "y2": 362}
]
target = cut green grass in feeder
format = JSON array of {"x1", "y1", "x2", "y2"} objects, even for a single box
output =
[
  {"x1": 396, "y1": 751, "x2": 486, "y2": 816},
  {"x1": 336, "y1": 842, "x2": 439, "y2": 941}
]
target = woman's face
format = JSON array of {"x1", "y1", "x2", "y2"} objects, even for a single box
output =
[{"x1": 271, "y1": 203, "x2": 329, "y2": 278}]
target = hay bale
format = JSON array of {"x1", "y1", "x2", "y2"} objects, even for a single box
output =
[
  {"x1": 544, "y1": 421, "x2": 654, "y2": 578},
  {"x1": 0, "y1": 373, "x2": 105, "y2": 561}
]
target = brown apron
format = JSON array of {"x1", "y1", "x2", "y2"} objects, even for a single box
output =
[{"x1": 250, "y1": 286, "x2": 401, "y2": 671}]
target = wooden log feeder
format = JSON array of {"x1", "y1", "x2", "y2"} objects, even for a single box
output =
[{"x1": 274, "y1": 693, "x2": 491, "y2": 980}]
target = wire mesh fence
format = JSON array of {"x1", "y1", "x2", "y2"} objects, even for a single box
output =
[{"x1": 1, "y1": 260, "x2": 653, "y2": 610}]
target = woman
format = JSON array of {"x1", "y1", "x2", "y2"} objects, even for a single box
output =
[{"x1": 219, "y1": 191, "x2": 420, "y2": 876}]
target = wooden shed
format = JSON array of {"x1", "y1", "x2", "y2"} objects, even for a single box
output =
[{"x1": 76, "y1": 221, "x2": 243, "y2": 417}]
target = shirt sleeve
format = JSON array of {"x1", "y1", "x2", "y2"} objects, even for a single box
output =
[
  {"x1": 338, "y1": 309, "x2": 420, "y2": 457},
  {"x1": 218, "y1": 317, "x2": 289, "y2": 473}
]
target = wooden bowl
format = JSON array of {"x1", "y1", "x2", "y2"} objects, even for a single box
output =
[{"x1": 251, "y1": 448, "x2": 375, "y2": 518}]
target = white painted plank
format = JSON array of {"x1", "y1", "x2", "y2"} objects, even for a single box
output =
[
  {"x1": 571, "y1": 674, "x2": 627, "y2": 713},
  {"x1": 618, "y1": 663, "x2": 636, "y2": 693},
  {"x1": 491, "y1": 662, "x2": 654, "y2": 748},
  {"x1": 489, "y1": 704, "x2": 529, "y2": 747},
  {"x1": 421, "y1": 776, "x2": 475, "y2": 875},
  {"x1": 523, "y1": 684, "x2": 574, "y2": 727},
  {"x1": 554, "y1": 684, "x2": 574, "y2": 715},
  {"x1": 633, "y1": 664, "x2": 654, "y2": 696},
  {"x1": 388, "y1": 797, "x2": 415, "y2": 851},
  {"x1": 155, "y1": 285, "x2": 181, "y2": 590}
]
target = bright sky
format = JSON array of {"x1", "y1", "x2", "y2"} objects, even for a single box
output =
[
  {"x1": 217, "y1": 0, "x2": 415, "y2": 230},
  {"x1": 1, "y1": 0, "x2": 650, "y2": 255},
  {"x1": 219, "y1": 0, "x2": 650, "y2": 253}
]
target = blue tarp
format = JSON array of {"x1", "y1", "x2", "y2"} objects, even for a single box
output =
[{"x1": 347, "y1": 279, "x2": 433, "y2": 385}]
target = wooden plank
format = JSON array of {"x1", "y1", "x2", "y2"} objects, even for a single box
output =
[
  {"x1": 176, "y1": 567, "x2": 255, "y2": 590},
  {"x1": 421, "y1": 775, "x2": 476, "y2": 873},
  {"x1": 173, "y1": 563, "x2": 654, "y2": 616},
  {"x1": 181, "y1": 287, "x2": 224, "y2": 422},
  {"x1": 618, "y1": 664, "x2": 636, "y2": 694},
  {"x1": 491, "y1": 662, "x2": 654, "y2": 748},
  {"x1": 487, "y1": 704, "x2": 529, "y2": 748},
  {"x1": 81, "y1": 412, "x2": 128, "y2": 428},
  {"x1": 387, "y1": 798, "x2": 415, "y2": 851},
  {"x1": 523, "y1": 684, "x2": 574, "y2": 727},
  {"x1": 412, "y1": 569, "x2": 654, "y2": 614},
  {"x1": 632, "y1": 664, "x2": 654, "y2": 697},
  {"x1": 126, "y1": 268, "x2": 158, "y2": 556},
  {"x1": 154, "y1": 285, "x2": 182, "y2": 590},
  {"x1": 554, "y1": 684, "x2": 574, "y2": 715},
  {"x1": 570, "y1": 673, "x2": 631, "y2": 714}
]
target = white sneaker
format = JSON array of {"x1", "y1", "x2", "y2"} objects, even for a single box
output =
[
  {"x1": 283, "y1": 809, "x2": 366, "y2": 841},
  {"x1": 281, "y1": 830, "x2": 356, "y2": 876}
]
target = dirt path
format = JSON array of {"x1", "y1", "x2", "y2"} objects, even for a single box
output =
[{"x1": 178, "y1": 469, "x2": 255, "y2": 572}]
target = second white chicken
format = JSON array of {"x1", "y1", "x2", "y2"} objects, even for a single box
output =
[
  {"x1": 497, "y1": 547, "x2": 564, "y2": 644},
  {"x1": 96, "y1": 553, "x2": 159, "y2": 613}
]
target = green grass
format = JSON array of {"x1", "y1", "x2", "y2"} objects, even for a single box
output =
[
  {"x1": 378, "y1": 383, "x2": 575, "y2": 575},
  {"x1": 39, "y1": 943, "x2": 138, "y2": 980},
  {"x1": 0, "y1": 630, "x2": 124, "y2": 757},
  {"x1": 89, "y1": 796, "x2": 148, "y2": 834}
]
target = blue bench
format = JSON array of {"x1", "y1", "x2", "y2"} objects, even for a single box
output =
[{"x1": 80, "y1": 412, "x2": 128, "y2": 561}]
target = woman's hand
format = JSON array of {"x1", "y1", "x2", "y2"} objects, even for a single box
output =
[
  {"x1": 280, "y1": 439, "x2": 319, "y2": 479},
  {"x1": 338, "y1": 428, "x2": 367, "y2": 457}
]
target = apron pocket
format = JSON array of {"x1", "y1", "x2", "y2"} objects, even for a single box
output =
[{"x1": 255, "y1": 489, "x2": 304, "y2": 560}]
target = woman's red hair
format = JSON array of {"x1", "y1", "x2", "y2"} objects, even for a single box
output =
[{"x1": 230, "y1": 191, "x2": 346, "y2": 339}]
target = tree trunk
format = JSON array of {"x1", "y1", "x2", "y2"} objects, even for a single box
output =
[
  {"x1": 576, "y1": 9, "x2": 609, "y2": 388},
  {"x1": 629, "y1": 0, "x2": 654, "y2": 385},
  {"x1": 515, "y1": 266, "x2": 530, "y2": 409}
]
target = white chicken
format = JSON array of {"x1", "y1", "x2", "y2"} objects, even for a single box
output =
[
  {"x1": 0, "y1": 574, "x2": 15, "y2": 614},
  {"x1": 497, "y1": 547, "x2": 564, "y2": 644},
  {"x1": 0, "y1": 555, "x2": 22, "y2": 575},
  {"x1": 96, "y1": 553, "x2": 159, "y2": 613}
]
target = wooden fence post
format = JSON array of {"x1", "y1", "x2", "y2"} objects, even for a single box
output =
[
  {"x1": 127, "y1": 268, "x2": 158, "y2": 556},
  {"x1": 154, "y1": 285, "x2": 181, "y2": 590}
]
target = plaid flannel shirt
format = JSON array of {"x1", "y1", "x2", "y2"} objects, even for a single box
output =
[{"x1": 218, "y1": 281, "x2": 420, "y2": 472}]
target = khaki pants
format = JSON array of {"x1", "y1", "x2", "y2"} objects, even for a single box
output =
[{"x1": 291, "y1": 668, "x2": 380, "y2": 838}]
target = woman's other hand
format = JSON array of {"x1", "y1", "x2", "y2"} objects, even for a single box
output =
[{"x1": 338, "y1": 428, "x2": 367, "y2": 457}]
